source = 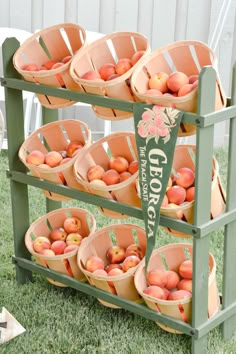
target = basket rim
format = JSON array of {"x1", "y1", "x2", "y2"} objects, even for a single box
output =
[
  {"x1": 73, "y1": 131, "x2": 139, "y2": 191},
  {"x1": 134, "y1": 242, "x2": 216, "y2": 305},
  {"x1": 19, "y1": 119, "x2": 92, "y2": 173},
  {"x1": 25, "y1": 207, "x2": 97, "y2": 259},
  {"x1": 160, "y1": 144, "x2": 219, "y2": 212},
  {"x1": 77, "y1": 222, "x2": 146, "y2": 280},
  {"x1": 70, "y1": 31, "x2": 150, "y2": 88},
  {"x1": 13, "y1": 22, "x2": 87, "y2": 74}
]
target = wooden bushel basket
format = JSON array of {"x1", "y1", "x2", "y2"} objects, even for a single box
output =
[
  {"x1": 73, "y1": 131, "x2": 141, "y2": 218},
  {"x1": 19, "y1": 119, "x2": 92, "y2": 202},
  {"x1": 70, "y1": 31, "x2": 150, "y2": 120},
  {"x1": 131, "y1": 40, "x2": 226, "y2": 136},
  {"x1": 134, "y1": 243, "x2": 220, "y2": 334},
  {"x1": 13, "y1": 23, "x2": 86, "y2": 109},
  {"x1": 160, "y1": 144, "x2": 226, "y2": 238},
  {"x1": 77, "y1": 223, "x2": 146, "y2": 308},
  {"x1": 25, "y1": 207, "x2": 96, "y2": 287}
]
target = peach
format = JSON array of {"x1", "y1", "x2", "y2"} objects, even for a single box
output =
[
  {"x1": 66, "y1": 140, "x2": 84, "y2": 158},
  {"x1": 128, "y1": 160, "x2": 139, "y2": 175},
  {"x1": 161, "y1": 194, "x2": 169, "y2": 207},
  {"x1": 175, "y1": 167, "x2": 195, "y2": 189},
  {"x1": 81, "y1": 70, "x2": 102, "y2": 80},
  {"x1": 178, "y1": 83, "x2": 194, "y2": 97},
  {"x1": 162, "y1": 287, "x2": 171, "y2": 300},
  {"x1": 107, "y1": 268, "x2": 124, "y2": 287},
  {"x1": 33, "y1": 236, "x2": 51, "y2": 253},
  {"x1": 93, "y1": 269, "x2": 108, "y2": 277},
  {"x1": 177, "y1": 279, "x2": 192, "y2": 292},
  {"x1": 45, "y1": 151, "x2": 63, "y2": 167},
  {"x1": 167, "y1": 71, "x2": 189, "y2": 93},
  {"x1": 148, "y1": 72, "x2": 169, "y2": 93},
  {"x1": 66, "y1": 232, "x2": 83, "y2": 246},
  {"x1": 85, "y1": 255, "x2": 105, "y2": 273},
  {"x1": 189, "y1": 74, "x2": 199, "y2": 84},
  {"x1": 99, "y1": 63, "x2": 116, "y2": 81},
  {"x1": 179, "y1": 260, "x2": 193, "y2": 279},
  {"x1": 49, "y1": 227, "x2": 67, "y2": 242},
  {"x1": 107, "y1": 245, "x2": 126, "y2": 264},
  {"x1": 125, "y1": 244, "x2": 144, "y2": 260},
  {"x1": 143, "y1": 285, "x2": 165, "y2": 300},
  {"x1": 166, "y1": 185, "x2": 186, "y2": 205},
  {"x1": 64, "y1": 244, "x2": 79, "y2": 254},
  {"x1": 89, "y1": 179, "x2": 107, "y2": 189},
  {"x1": 122, "y1": 255, "x2": 141, "y2": 272},
  {"x1": 61, "y1": 55, "x2": 72, "y2": 64},
  {"x1": 186, "y1": 186, "x2": 195, "y2": 202},
  {"x1": 107, "y1": 73, "x2": 120, "y2": 80},
  {"x1": 105, "y1": 263, "x2": 123, "y2": 273},
  {"x1": 192, "y1": 80, "x2": 198, "y2": 88},
  {"x1": 146, "y1": 269, "x2": 167, "y2": 288},
  {"x1": 87, "y1": 165, "x2": 105, "y2": 182},
  {"x1": 60, "y1": 157, "x2": 72, "y2": 165},
  {"x1": 115, "y1": 58, "x2": 132, "y2": 75},
  {"x1": 22, "y1": 63, "x2": 40, "y2": 71},
  {"x1": 43, "y1": 60, "x2": 57, "y2": 69},
  {"x1": 168, "y1": 289, "x2": 192, "y2": 301},
  {"x1": 144, "y1": 89, "x2": 163, "y2": 97},
  {"x1": 109, "y1": 156, "x2": 129, "y2": 173},
  {"x1": 119, "y1": 171, "x2": 132, "y2": 182},
  {"x1": 165, "y1": 270, "x2": 181, "y2": 290},
  {"x1": 51, "y1": 240, "x2": 67, "y2": 255},
  {"x1": 63, "y1": 216, "x2": 81, "y2": 234},
  {"x1": 102, "y1": 169, "x2": 120, "y2": 186},
  {"x1": 39, "y1": 249, "x2": 55, "y2": 257},
  {"x1": 26, "y1": 150, "x2": 45, "y2": 166},
  {"x1": 130, "y1": 50, "x2": 145, "y2": 66}
]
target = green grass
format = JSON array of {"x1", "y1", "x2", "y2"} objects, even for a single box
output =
[{"x1": 1, "y1": 147, "x2": 236, "y2": 354}]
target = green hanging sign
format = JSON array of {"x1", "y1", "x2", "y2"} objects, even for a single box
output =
[{"x1": 133, "y1": 103, "x2": 184, "y2": 270}]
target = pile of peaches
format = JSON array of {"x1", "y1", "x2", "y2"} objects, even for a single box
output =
[
  {"x1": 145, "y1": 70, "x2": 199, "y2": 98},
  {"x1": 32, "y1": 215, "x2": 84, "y2": 257},
  {"x1": 22, "y1": 56, "x2": 72, "y2": 72},
  {"x1": 86, "y1": 155, "x2": 139, "y2": 188},
  {"x1": 84, "y1": 243, "x2": 144, "y2": 294},
  {"x1": 161, "y1": 166, "x2": 195, "y2": 212},
  {"x1": 143, "y1": 259, "x2": 193, "y2": 301},
  {"x1": 80, "y1": 50, "x2": 145, "y2": 81}
]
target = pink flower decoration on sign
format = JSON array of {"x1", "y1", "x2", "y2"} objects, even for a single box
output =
[{"x1": 137, "y1": 105, "x2": 180, "y2": 144}]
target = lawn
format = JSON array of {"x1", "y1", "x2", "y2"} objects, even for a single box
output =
[{"x1": 1, "y1": 147, "x2": 236, "y2": 354}]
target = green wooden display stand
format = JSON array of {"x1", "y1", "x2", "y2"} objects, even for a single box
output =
[{"x1": 1, "y1": 37, "x2": 236, "y2": 354}]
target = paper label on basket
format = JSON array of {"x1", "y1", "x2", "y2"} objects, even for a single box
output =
[{"x1": 133, "y1": 103, "x2": 183, "y2": 270}]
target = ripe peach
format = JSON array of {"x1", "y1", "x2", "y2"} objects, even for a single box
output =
[
  {"x1": 177, "y1": 278, "x2": 192, "y2": 292},
  {"x1": 64, "y1": 244, "x2": 79, "y2": 254},
  {"x1": 119, "y1": 171, "x2": 132, "y2": 182},
  {"x1": 61, "y1": 55, "x2": 72, "y2": 64},
  {"x1": 107, "y1": 73, "x2": 120, "y2": 80},
  {"x1": 49, "y1": 227, "x2": 67, "y2": 242},
  {"x1": 107, "y1": 245, "x2": 126, "y2": 264},
  {"x1": 178, "y1": 83, "x2": 194, "y2": 97},
  {"x1": 179, "y1": 260, "x2": 192, "y2": 279},
  {"x1": 60, "y1": 157, "x2": 72, "y2": 165},
  {"x1": 102, "y1": 169, "x2": 120, "y2": 186},
  {"x1": 146, "y1": 269, "x2": 167, "y2": 288},
  {"x1": 51, "y1": 240, "x2": 67, "y2": 255},
  {"x1": 93, "y1": 269, "x2": 108, "y2": 277},
  {"x1": 143, "y1": 285, "x2": 165, "y2": 300},
  {"x1": 33, "y1": 236, "x2": 51, "y2": 253},
  {"x1": 166, "y1": 185, "x2": 186, "y2": 205},
  {"x1": 66, "y1": 140, "x2": 84, "y2": 158},
  {"x1": 144, "y1": 89, "x2": 163, "y2": 97},
  {"x1": 39, "y1": 249, "x2": 55, "y2": 257},
  {"x1": 148, "y1": 72, "x2": 169, "y2": 93},
  {"x1": 122, "y1": 255, "x2": 141, "y2": 272},
  {"x1": 85, "y1": 255, "x2": 105, "y2": 273},
  {"x1": 99, "y1": 63, "x2": 116, "y2": 81},
  {"x1": 125, "y1": 243, "x2": 144, "y2": 259},
  {"x1": 22, "y1": 63, "x2": 40, "y2": 71},
  {"x1": 186, "y1": 186, "x2": 195, "y2": 202},
  {"x1": 66, "y1": 232, "x2": 83, "y2": 246},
  {"x1": 130, "y1": 50, "x2": 145, "y2": 66},
  {"x1": 87, "y1": 165, "x2": 105, "y2": 182},
  {"x1": 45, "y1": 151, "x2": 63, "y2": 167},
  {"x1": 109, "y1": 156, "x2": 129, "y2": 173},
  {"x1": 162, "y1": 287, "x2": 171, "y2": 300},
  {"x1": 43, "y1": 60, "x2": 57, "y2": 69},
  {"x1": 165, "y1": 270, "x2": 181, "y2": 290},
  {"x1": 168, "y1": 289, "x2": 192, "y2": 301},
  {"x1": 189, "y1": 74, "x2": 199, "y2": 84},
  {"x1": 26, "y1": 150, "x2": 45, "y2": 166},
  {"x1": 115, "y1": 58, "x2": 132, "y2": 75},
  {"x1": 175, "y1": 167, "x2": 195, "y2": 189},
  {"x1": 128, "y1": 160, "x2": 139, "y2": 175},
  {"x1": 63, "y1": 216, "x2": 81, "y2": 234},
  {"x1": 105, "y1": 263, "x2": 122, "y2": 273},
  {"x1": 167, "y1": 71, "x2": 189, "y2": 93},
  {"x1": 107, "y1": 268, "x2": 124, "y2": 287},
  {"x1": 81, "y1": 70, "x2": 102, "y2": 80}
]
